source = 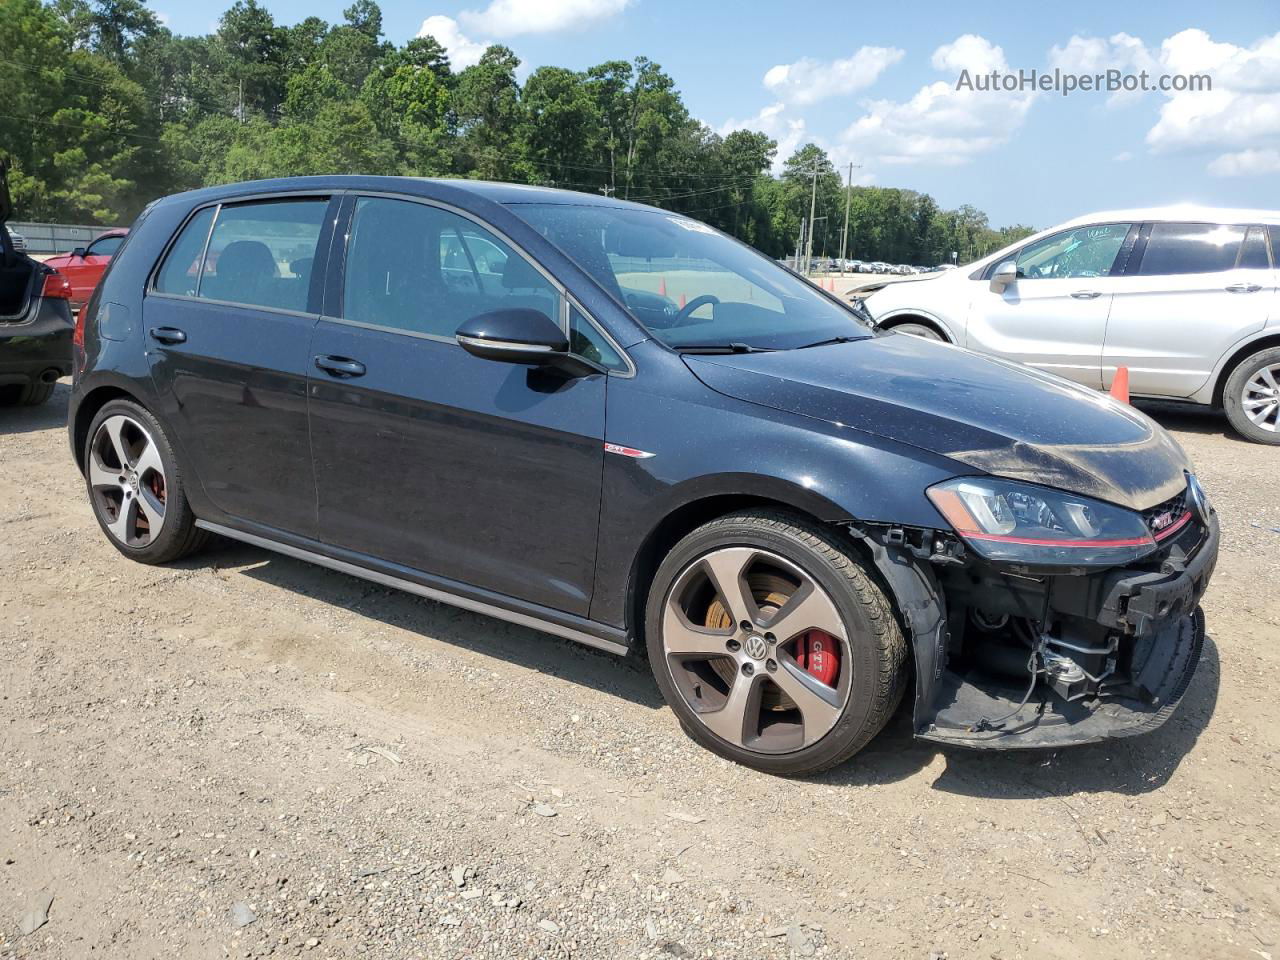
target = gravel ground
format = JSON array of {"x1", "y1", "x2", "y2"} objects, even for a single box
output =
[{"x1": 1, "y1": 385, "x2": 1277, "y2": 960}]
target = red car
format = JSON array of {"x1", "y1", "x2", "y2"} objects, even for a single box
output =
[{"x1": 43, "y1": 229, "x2": 128, "y2": 308}]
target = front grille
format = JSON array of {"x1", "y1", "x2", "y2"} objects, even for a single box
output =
[{"x1": 1142, "y1": 487, "x2": 1189, "y2": 538}]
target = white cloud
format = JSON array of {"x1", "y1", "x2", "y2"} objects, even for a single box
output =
[
  {"x1": 417, "y1": 15, "x2": 489, "y2": 70},
  {"x1": 1048, "y1": 32, "x2": 1157, "y2": 105},
  {"x1": 763, "y1": 46, "x2": 904, "y2": 107},
  {"x1": 1113, "y1": 150, "x2": 1133, "y2": 162},
  {"x1": 837, "y1": 34, "x2": 1036, "y2": 166},
  {"x1": 458, "y1": 0, "x2": 630, "y2": 38},
  {"x1": 1208, "y1": 148, "x2": 1280, "y2": 177},
  {"x1": 1146, "y1": 29, "x2": 1280, "y2": 154},
  {"x1": 1040, "y1": 27, "x2": 1280, "y2": 175}
]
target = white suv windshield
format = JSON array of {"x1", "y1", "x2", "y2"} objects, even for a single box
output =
[{"x1": 508, "y1": 203, "x2": 869, "y2": 351}]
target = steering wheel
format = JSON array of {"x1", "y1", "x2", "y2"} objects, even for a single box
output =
[{"x1": 673, "y1": 294, "x2": 719, "y2": 326}]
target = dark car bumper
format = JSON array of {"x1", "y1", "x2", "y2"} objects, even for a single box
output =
[
  {"x1": 913, "y1": 507, "x2": 1219, "y2": 750},
  {"x1": 0, "y1": 300, "x2": 74, "y2": 386}
]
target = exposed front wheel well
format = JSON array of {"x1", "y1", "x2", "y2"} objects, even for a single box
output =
[
  {"x1": 72, "y1": 386, "x2": 137, "y2": 471},
  {"x1": 626, "y1": 497, "x2": 897, "y2": 651},
  {"x1": 879, "y1": 315, "x2": 950, "y2": 342}
]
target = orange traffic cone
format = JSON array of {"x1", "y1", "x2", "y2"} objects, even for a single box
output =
[
  {"x1": 1109, "y1": 366, "x2": 1130, "y2": 404},
  {"x1": 679, "y1": 293, "x2": 687, "y2": 309},
  {"x1": 658, "y1": 277, "x2": 667, "y2": 296}
]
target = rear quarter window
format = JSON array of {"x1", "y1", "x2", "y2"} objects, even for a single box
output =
[{"x1": 154, "y1": 206, "x2": 216, "y2": 296}]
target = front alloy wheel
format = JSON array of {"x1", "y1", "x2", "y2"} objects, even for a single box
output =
[
  {"x1": 662, "y1": 548, "x2": 852, "y2": 754},
  {"x1": 646, "y1": 511, "x2": 908, "y2": 775}
]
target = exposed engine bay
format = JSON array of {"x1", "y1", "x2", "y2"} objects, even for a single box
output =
[{"x1": 845, "y1": 480, "x2": 1217, "y2": 748}]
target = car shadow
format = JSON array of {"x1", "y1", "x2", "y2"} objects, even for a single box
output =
[
  {"x1": 201, "y1": 539, "x2": 666, "y2": 710},
  {"x1": 1134, "y1": 400, "x2": 1235, "y2": 440},
  {"x1": 0, "y1": 381, "x2": 70, "y2": 434},
  {"x1": 817, "y1": 633, "x2": 1220, "y2": 796}
]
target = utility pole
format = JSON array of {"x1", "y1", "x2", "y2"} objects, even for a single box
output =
[
  {"x1": 795, "y1": 218, "x2": 806, "y2": 271},
  {"x1": 838, "y1": 161, "x2": 859, "y2": 276},
  {"x1": 804, "y1": 156, "x2": 819, "y2": 275},
  {"x1": 597, "y1": 185, "x2": 616, "y2": 198}
]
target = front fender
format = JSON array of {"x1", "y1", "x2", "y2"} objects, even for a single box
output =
[{"x1": 588, "y1": 341, "x2": 964, "y2": 629}]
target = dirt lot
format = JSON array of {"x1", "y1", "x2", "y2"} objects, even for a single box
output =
[{"x1": 1, "y1": 385, "x2": 1277, "y2": 960}]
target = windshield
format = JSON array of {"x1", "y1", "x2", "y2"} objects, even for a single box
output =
[{"x1": 507, "y1": 203, "x2": 869, "y2": 351}]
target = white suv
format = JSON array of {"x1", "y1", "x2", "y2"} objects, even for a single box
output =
[{"x1": 858, "y1": 206, "x2": 1280, "y2": 444}]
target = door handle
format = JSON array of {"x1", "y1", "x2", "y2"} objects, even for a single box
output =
[
  {"x1": 314, "y1": 355, "x2": 366, "y2": 378},
  {"x1": 1070, "y1": 290, "x2": 1102, "y2": 300},
  {"x1": 148, "y1": 326, "x2": 187, "y2": 344},
  {"x1": 1225, "y1": 283, "x2": 1262, "y2": 294}
]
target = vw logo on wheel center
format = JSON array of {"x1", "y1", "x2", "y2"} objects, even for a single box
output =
[{"x1": 743, "y1": 633, "x2": 769, "y2": 660}]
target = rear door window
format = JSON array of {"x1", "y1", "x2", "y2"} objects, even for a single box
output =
[
  {"x1": 198, "y1": 199, "x2": 328, "y2": 312},
  {"x1": 1137, "y1": 223, "x2": 1246, "y2": 276}
]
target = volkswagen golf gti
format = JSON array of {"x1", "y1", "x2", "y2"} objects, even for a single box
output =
[{"x1": 70, "y1": 177, "x2": 1219, "y2": 775}]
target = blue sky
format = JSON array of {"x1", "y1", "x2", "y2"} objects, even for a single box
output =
[{"x1": 157, "y1": 0, "x2": 1280, "y2": 230}]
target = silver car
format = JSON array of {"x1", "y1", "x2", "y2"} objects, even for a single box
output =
[{"x1": 860, "y1": 206, "x2": 1280, "y2": 444}]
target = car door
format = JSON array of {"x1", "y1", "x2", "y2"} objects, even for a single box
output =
[
  {"x1": 307, "y1": 193, "x2": 620, "y2": 616},
  {"x1": 964, "y1": 222, "x2": 1136, "y2": 388},
  {"x1": 1103, "y1": 222, "x2": 1275, "y2": 397},
  {"x1": 144, "y1": 194, "x2": 336, "y2": 537}
]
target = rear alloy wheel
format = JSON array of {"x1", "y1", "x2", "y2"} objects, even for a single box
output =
[
  {"x1": 84, "y1": 399, "x2": 208, "y2": 563},
  {"x1": 645, "y1": 511, "x2": 907, "y2": 775},
  {"x1": 889, "y1": 322, "x2": 943, "y2": 342},
  {"x1": 1224, "y1": 346, "x2": 1280, "y2": 445}
]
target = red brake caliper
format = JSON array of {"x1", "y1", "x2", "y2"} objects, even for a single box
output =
[{"x1": 793, "y1": 630, "x2": 840, "y2": 686}]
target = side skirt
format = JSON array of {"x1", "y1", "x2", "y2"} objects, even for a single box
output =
[{"x1": 195, "y1": 520, "x2": 631, "y2": 657}]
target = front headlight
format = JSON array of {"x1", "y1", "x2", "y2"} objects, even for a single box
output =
[{"x1": 926, "y1": 477, "x2": 1158, "y2": 566}]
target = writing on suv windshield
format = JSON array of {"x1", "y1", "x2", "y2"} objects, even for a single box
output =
[{"x1": 508, "y1": 203, "x2": 868, "y2": 352}]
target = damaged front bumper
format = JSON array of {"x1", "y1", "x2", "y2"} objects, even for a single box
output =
[{"x1": 851, "y1": 495, "x2": 1218, "y2": 750}]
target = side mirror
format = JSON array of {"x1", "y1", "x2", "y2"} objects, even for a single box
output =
[
  {"x1": 71, "y1": 246, "x2": 87, "y2": 259},
  {"x1": 990, "y1": 260, "x2": 1017, "y2": 293},
  {"x1": 456, "y1": 308, "x2": 596, "y2": 377}
]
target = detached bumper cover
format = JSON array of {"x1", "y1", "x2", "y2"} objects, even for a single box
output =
[{"x1": 916, "y1": 511, "x2": 1219, "y2": 750}]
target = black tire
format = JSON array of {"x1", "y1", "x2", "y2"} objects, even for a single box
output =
[
  {"x1": 1223, "y1": 346, "x2": 1280, "y2": 444},
  {"x1": 888, "y1": 322, "x2": 944, "y2": 342},
  {"x1": 83, "y1": 398, "x2": 209, "y2": 564},
  {"x1": 17, "y1": 380, "x2": 55, "y2": 406},
  {"x1": 644, "y1": 510, "x2": 908, "y2": 776}
]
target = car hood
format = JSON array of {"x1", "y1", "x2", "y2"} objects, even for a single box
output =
[
  {"x1": 847, "y1": 273, "x2": 946, "y2": 297},
  {"x1": 684, "y1": 334, "x2": 1190, "y2": 511}
]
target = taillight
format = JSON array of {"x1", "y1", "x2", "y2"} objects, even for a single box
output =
[{"x1": 41, "y1": 270, "x2": 73, "y2": 299}]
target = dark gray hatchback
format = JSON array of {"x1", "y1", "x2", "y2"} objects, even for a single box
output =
[{"x1": 69, "y1": 176, "x2": 1218, "y2": 775}]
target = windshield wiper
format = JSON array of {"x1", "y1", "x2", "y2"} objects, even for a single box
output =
[
  {"x1": 796, "y1": 335, "x2": 863, "y2": 350},
  {"x1": 674, "y1": 342, "x2": 775, "y2": 355}
]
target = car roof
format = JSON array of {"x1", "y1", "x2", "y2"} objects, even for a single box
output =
[
  {"x1": 154, "y1": 175, "x2": 651, "y2": 212},
  {"x1": 1059, "y1": 204, "x2": 1280, "y2": 227}
]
